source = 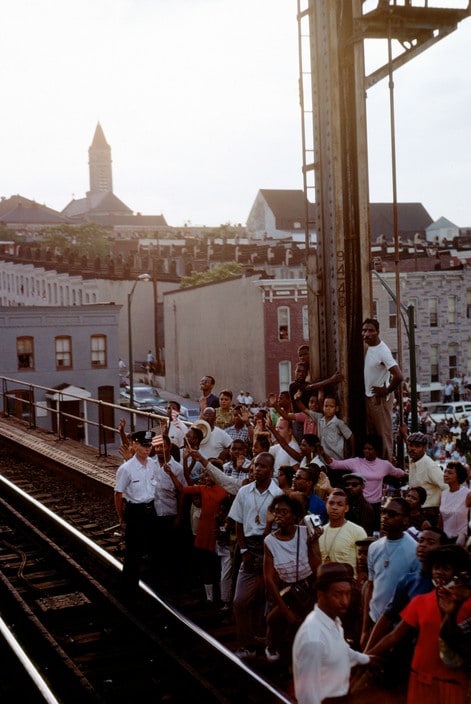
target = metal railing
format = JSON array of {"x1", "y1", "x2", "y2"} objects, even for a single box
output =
[{"x1": 0, "y1": 375, "x2": 180, "y2": 457}]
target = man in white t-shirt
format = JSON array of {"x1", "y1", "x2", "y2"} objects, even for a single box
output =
[
  {"x1": 198, "y1": 407, "x2": 232, "y2": 462},
  {"x1": 268, "y1": 418, "x2": 300, "y2": 475},
  {"x1": 362, "y1": 318, "x2": 404, "y2": 461}
]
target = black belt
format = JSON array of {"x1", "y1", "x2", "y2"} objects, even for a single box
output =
[{"x1": 126, "y1": 500, "x2": 155, "y2": 509}]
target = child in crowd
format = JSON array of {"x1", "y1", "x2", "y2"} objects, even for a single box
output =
[
  {"x1": 294, "y1": 390, "x2": 354, "y2": 460},
  {"x1": 215, "y1": 495, "x2": 234, "y2": 612}
]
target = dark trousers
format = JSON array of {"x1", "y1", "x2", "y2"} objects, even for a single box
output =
[{"x1": 122, "y1": 501, "x2": 158, "y2": 598}]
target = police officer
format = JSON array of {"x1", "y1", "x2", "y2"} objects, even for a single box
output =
[{"x1": 114, "y1": 430, "x2": 158, "y2": 598}]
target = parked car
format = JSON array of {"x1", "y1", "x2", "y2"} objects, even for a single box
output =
[
  {"x1": 119, "y1": 385, "x2": 167, "y2": 414},
  {"x1": 427, "y1": 401, "x2": 471, "y2": 425},
  {"x1": 181, "y1": 407, "x2": 200, "y2": 423}
]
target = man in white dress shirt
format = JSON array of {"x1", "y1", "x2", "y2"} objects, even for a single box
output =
[
  {"x1": 293, "y1": 562, "x2": 370, "y2": 704},
  {"x1": 228, "y1": 452, "x2": 282, "y2": 659}
]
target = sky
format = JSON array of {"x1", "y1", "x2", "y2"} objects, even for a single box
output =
[{"x1": 1, "y1": 0, "x2": 470, "y2": 228}]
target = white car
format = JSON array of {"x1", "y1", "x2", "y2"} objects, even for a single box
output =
[{"x1": 427, "y1": 401, "x2": 471, "y2": 425}]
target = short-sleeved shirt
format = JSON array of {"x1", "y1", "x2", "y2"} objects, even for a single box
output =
[
  {"x1": 115, "y1": 455, "x2": 157, "y2": 504},
  {"x1": 228, "y1": 479, "x2": 282, "y2": 537},
  {"x1": 328, "y1": 456, "x2": 405, "y2": 504},
  {"x1": 367, "y1": 533, "x2": 419, "y2": 622},
  {"x1": 383, "y1": 569, "x2": 433, "y2": 623},
  {"x1": 154, "y1": 457, "x2": 187, "y2": 516},
  {"x1": 401, "y1": 591, "x2": 471, "y2": 683},
  {"x1": 364, "y1": 340, "x2": 398, "y2": 397},
  {"x1": 270, "y1": 440, "x2": 300, "y2": 472},
  {"x1": 319, "y1": 520, "x2": 367, "y2": 574},
  {"x1": 307, "y1": 412, "x2": 352, "y2": 460}
]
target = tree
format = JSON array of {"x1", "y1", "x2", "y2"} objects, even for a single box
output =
[
  {"x1": 41, "y1": 223, "x2": 111, "y2": 260},
  {"x1": 180, "y1": 261, "x2": 243, "y2": 288}
]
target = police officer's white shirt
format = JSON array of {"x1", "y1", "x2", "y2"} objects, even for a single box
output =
[{"x1": 115, "y1": 455, "x2": 157, "y2": 504}]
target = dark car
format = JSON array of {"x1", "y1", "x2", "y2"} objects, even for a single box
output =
[{"x1": 119, "y1": 385, "x2": 167, "y2": 413}]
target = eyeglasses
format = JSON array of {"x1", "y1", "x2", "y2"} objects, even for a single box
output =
[
  {"x1": 273, "y1": 508, "x2": 291, "y2": 516},
  {"x1": 381, "y1": 508, "x2": 403, "y2": 518}
]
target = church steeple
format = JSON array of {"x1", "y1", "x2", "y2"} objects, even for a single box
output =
[{"x1": 88, "y1": 122, "x2": 113, "y2": 195}]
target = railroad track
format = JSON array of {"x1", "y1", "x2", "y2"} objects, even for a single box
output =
[{"x1": 0, "y1": 474, "x2": 293, "y2": 703}]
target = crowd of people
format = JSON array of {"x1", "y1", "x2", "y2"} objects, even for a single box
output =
[{"x1": 114, "y1": 324, "x2": 471, "y2": 704}]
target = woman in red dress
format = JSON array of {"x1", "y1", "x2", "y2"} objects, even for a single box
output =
[{"x1": 366, "y1": 545, "x2": 471, "y2": 704}]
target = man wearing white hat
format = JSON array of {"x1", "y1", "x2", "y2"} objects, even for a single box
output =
[{"x1": 197, "y1": 408, "x2": 232, "y2": 462}]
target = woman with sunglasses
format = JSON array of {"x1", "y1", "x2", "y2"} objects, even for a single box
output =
[{"x1": 439, "y1": 461, "x2": 471, "y2": 546}]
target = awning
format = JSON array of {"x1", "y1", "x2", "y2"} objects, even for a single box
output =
[{"x1": 45, "y1": 385, "x2": 92, "y2": 402}]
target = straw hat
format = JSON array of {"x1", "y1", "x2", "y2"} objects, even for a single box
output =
[{"x1": 191, "y1": 419, "x2": 211, "y2": 444}]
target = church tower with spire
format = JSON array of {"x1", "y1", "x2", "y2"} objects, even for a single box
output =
[
  {"x1": 88, "y1": 122, "x2": 113, "y2": 195},
  {"x1": 62, "y1": 122, "x2": 149, "y2": 221}
]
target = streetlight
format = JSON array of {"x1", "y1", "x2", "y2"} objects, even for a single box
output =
[{"x1": 128, "y1": 273, "x2": 151, "y2": 432}]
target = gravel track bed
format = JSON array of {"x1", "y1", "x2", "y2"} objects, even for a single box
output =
[{"x1": 0, "y1": 446, "x2": 118, "y2": 531}]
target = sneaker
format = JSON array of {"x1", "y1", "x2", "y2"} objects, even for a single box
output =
[
  {"x1": 265, "y1": 646, "x2": 280, "y2": 663},
  {"x1": 234, "y1": 647, "x2": 257, "y2": 660}
]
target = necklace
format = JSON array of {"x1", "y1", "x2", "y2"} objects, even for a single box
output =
[
  {"x1": 383, "y1": 538, "x2": 402, "y2": 568},
  {"x1": 324, "y1": 522, "x2": 347, "y2": 561},
  {"x1": 253, "y1": 489, "x2": 270, "y2": 525}
]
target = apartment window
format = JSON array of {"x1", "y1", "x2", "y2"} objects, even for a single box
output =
[
  {"x1": 278, "y1": 306, "x2": 290, "y2": 341},
  {"x1": 448, "y1": 343, "x2": 458, "y2": 379},
  {"x1": 429, "y1": 298, "x2": 438, "y2": 327},
  {"x1": 302, "y1": 305, "x2": 309, "y2": 340},
  {"x1": 55, "y1": 336, "x2": 72, "y2": 370},
  {"x1": 17, "y1": 336, "x2": 34, "y2": 370},
  {"x1": 388, "y1": 300, "x2": 397, "y2": 329},
  {"x1": 90, "y1": 334, "x2": 107, "y2": 368},
  {"x1": 279, "y1": 361, "x2": 292, "y2": 392},
  {"x1": 430, "y1": 345, "x2": 439, "y2": 383},
  {"x1": 448, "y1": 296, "x2": 457, "y2": 324}
]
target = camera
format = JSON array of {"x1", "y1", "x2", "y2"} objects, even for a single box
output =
[{"x1": 304, "y1": 514, "x2": 323, "y2": 536}]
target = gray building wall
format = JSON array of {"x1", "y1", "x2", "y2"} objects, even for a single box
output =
[
  {"x1": 163, "y1": 275, "x2": 266, "y2": 402},
  {"x1": 0, "y1": 261, "x2": 177, "y2": 366},
  {"x1": 0, "y1": 304, "x2": 121, "y2": 448}
]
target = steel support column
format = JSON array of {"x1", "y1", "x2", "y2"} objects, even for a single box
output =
[{"x1": 301, "y1": 0, "x2": 371, "y2": 439}]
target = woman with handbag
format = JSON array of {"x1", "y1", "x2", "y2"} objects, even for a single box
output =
[{"x1": 263, "y1": 493, "x2": 323, "y2": 664}]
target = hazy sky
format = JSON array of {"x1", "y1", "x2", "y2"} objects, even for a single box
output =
[{"x1": 1, "y1": 0, "x2": 470, "y2": 227}]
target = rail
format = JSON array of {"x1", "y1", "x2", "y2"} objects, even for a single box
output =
[
  {"x1": 0, "y1": 375, "x2": 186, "y2": 458},
  {"x1": 0, "y1": 473, "x2": 293, "y2": 704}
]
